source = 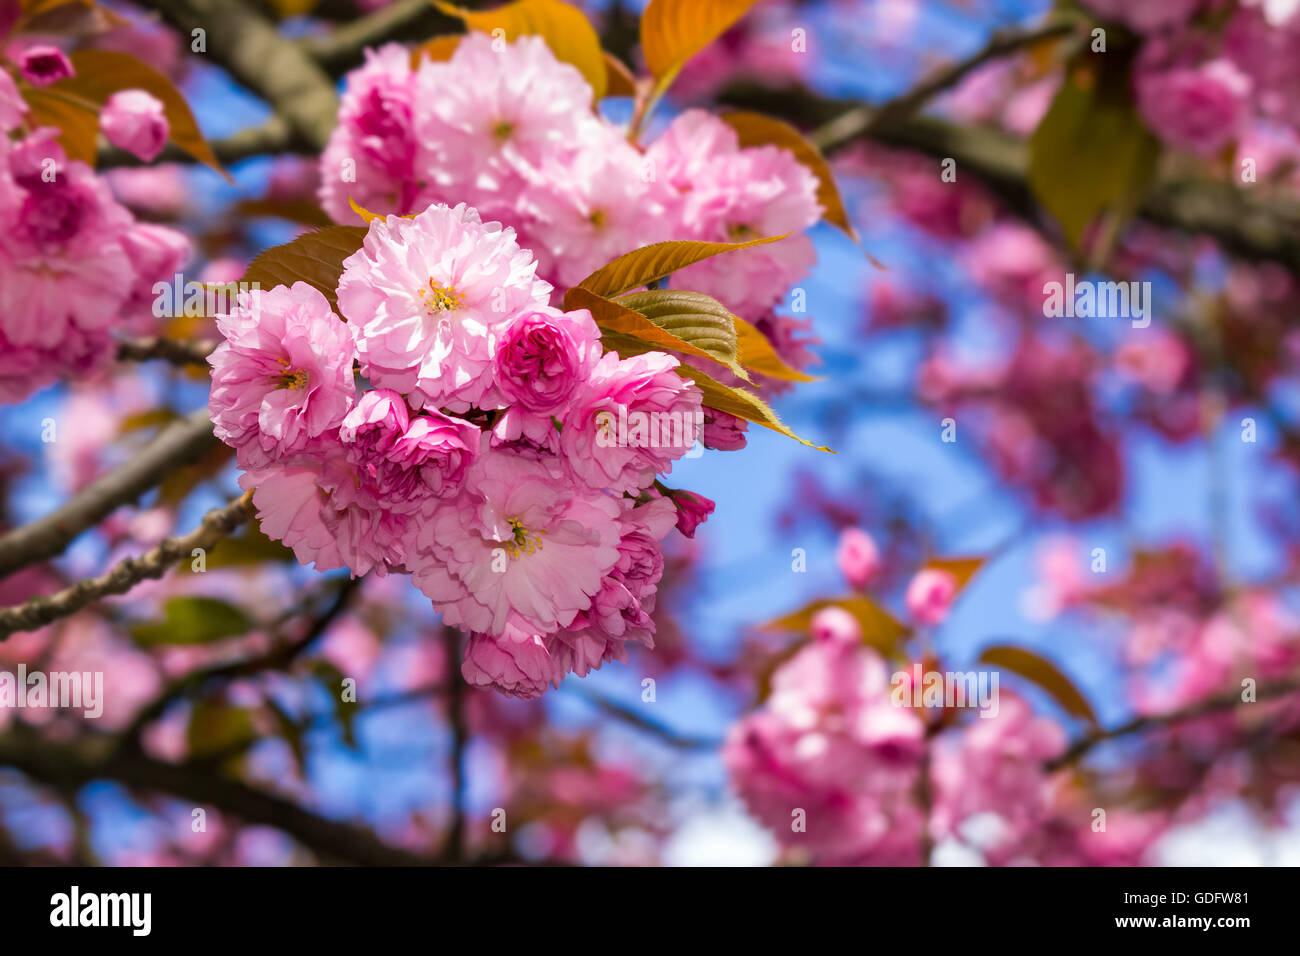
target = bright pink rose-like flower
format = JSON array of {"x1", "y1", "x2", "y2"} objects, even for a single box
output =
[
  {"x1": 491, "y1": 306, "x2": 601, "y2": 413},
  {"x1": 208, "y1": 282, "x2": 357, "y2": 469},
  {"x1": 409, "y1": 445, "x2": 623, "y2": 636},
  {"x1": 836, "y1": 527, "x2": 881, "y2": 589},
  {"x1": 561, "y1": 350, "x2": 704, "y2": 494},
  {"x1": 647, "y1": 109, "x2": 822, "y2": 316},
  {"x1": 319, "y1": 44, "x2": 427, "y2": 222},
  {"x1": 1135, "y1": 54, "x2": 1251, "y2": 156},
  {"x1": 905, "y1": 568, "x2": 959, "y2": 626},
  {"x1": 18, "y1": 45, "x2": 74, "y2": 85},
  {"x1": 461, "y1": 626, "x2": 559, "y2": 700},
  {"x1": 337, "y1": 202, "x2": 551, "y2": 409},
  {"x1": 100, "y1": 90, "x2": 169, "y2": 162},
  {"x1": 556, "y1": 495, "x2": 677, "y2": 676}
]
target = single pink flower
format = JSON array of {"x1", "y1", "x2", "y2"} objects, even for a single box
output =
[
  {"x1": 337, "y1": 202, "x2": 551, "y2": 410},
  {"x1": 100, "y1": 89, "x2": 169, "y2": 162},
  {"x1": 208, "y1": 282, "x2": 357, "y2": 469},
  {"x1": 561, "y1": 350, "x2": 703, "y2": 494},
  {"x1": 905, "y1": 568, "x2": 959, "y2": 626},
  {"x1": 408, "y1": 444, "x2": 623, "y2": 636},
  {"x1": 18, "y1": 45, "x2": 74, "y2": 86},
  {"x1": 837, "y1": 527, "x2": 881, "y2": 590}
]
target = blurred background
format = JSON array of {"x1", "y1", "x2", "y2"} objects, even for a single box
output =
[{"x1": 3, "y1": 0, "x2": 1300, "y2": 866}]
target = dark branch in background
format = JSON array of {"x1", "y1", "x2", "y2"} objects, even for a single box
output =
[
  {"x1": 1046, "y1": 677, "x2": 1300, "y2": 770},
  {"x1": 300, "y1": 0, "x2": 461, "y2": 76},
  {"x1": 116, "y1": 336, "x2": 217, "y2": 367},
  {"x1": 721, "y1": 81, "x2": 1300, "y2": 279},
  {"x1": 99, "y1": 116, "x2": 295, "y2": 169},
  {"x1": 565, "y1": 684, "x2": 722, "y2": 751},
  {"x1": 0, "y1": 408, "x2": 219, "y2": 580},
  {"x1": 116, "y1": 576, "x2": 362, "y2": 754},
  {"x1": 144, "y1": 0, "x2": 339, "y2": 150},
  {"x1": 858, "y1": 19, "x2": 1079, "y2": 138},
  {"x1": 441, "y1": 625, "x2": 468, "y2": 862},
  {"x1": 0, "y1": 729, "x2": 437, "y2": 866},
  {"x1": 0, "y1": 492, "x2": 253, "y2": 639}
]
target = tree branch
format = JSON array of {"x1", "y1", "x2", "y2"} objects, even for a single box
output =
[
  {"x1": 0, "y1": 492, "x2": 254, "y2": 639},
  {"x1": 300, "y1": 0, "x2": 460, "y2": 76},
  {"x1": 859, "y1": 19, "x2": 1079, "y2": 138},
  {"x1": 0, "y1": 408, "x2": 219, "y2": 580},
  {"x1": 1046, "y1": 677, "x2": 1300, "y2": 770},
  {"x1": 116, "y1": 336, "x2": 216, "y2": 368},
  {"x1": 143, "y1": 0, "x2": 339, "y2": 151},
  {"x1": 0, "y1": 728, "x2": 438, "y2": 865}
]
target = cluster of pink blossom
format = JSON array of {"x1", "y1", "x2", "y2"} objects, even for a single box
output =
[
  {"x1": 209, "y1": 202, "x2": 713, "y2": 699},
  {"x1": 318, "y1": 36, "x2": 822, "y2": 317},
  {"x1": 919, "y1": 336, "x2": 1123, "y2": 519},
  {"x1": 0, "y1": 72, "x2": 189, "y2": 403},
  {"x1": 1101, "y1": 0, "x2": 1300, "y2": 155},
  {"x1": 723, "y1": 626, "x2": 1071, "y2": 865}
]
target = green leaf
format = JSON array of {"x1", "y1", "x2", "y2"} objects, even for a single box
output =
[
  {"x1": 676, "y1": 363, "x2": 833, "y2": 452},
  {"x1": 978, "y1": 644, "x2": 1099, "y2": 727},
  {"x1": 567, "y1": 286, "x2": 749, "y2": 381},
  {"x1": 435, "y1": 0, "x2": 607, "y2": 98},
  {"x1": 178, "y1": 526, "x2": 296, "y2": 573},
  {"x1": 1027, "y1": 54, "x2": 1160, "y2": 249},
  {"x1": 242, "y1": 225, "x2": 367, "y2": 310},
  {"x1": 131, "y1": 597, "x2": 253, "y2": 647},
  {"x1": 22, "y1": 87, "x2": 100, "y2": 164},
  {"x1": 187, "y1": 700, "x2": 258, "y2": 759},
  {"x1": 568, "y1": 235, "x2": 785, "y2": 301},
  {"x1": 761, "y1": 595, "x2": 909, "y2": 655},
  {"x1": 614, "y1": 289, "x2": 752, "y2": 383}
]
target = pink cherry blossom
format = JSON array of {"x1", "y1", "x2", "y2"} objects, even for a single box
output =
[
  {"x1": 100, "y1": 89, "x2": 169, "y2": 162},
  {"x1": 836, "y1": 527, "x2": 881, "y2": 589},
  {"x1": 560, "y1": 350, "x2": 704, "y2": 494},
  {"x1": 905, "y1": 568, "x2": 959, "y2": 626},
  {"x1": 337, "y1": 202, "x2": 551, "y2": 409},
  {"x1": 461, "y1": 625, "x2": 560, "y2": 701},
  {"x1": 408, "y1": 444, "x2": 623, "y2": 636},
  {"x1": 208, "y1": 282, "x2": 357, "y2": 469}
]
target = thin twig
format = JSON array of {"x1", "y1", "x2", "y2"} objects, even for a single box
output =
[
  {"x1": 0, "y1": 492, "x2": 254, "y2": 639},
  {"x1": 1046, "y1": 677, "x2": 1300, "y2": 770},
  {"x1": 0, "y1": 408, "x2": 219, "y2": 580}
]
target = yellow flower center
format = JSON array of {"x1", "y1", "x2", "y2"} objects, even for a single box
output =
[
  {"x1": 272, "y1": 357, "x2": 309, "y2": 390},
  {"x1": 589, "y1": 209, "x2": 607, "y2": 229},
  {"x1": 503, "y1": 518, "x2": 545, "y2": 559},
  {"x1": 492, "y1": 119, "x2": 515, "y2": 143},
  {"x1": 419, "y1": 278, "x2": 463, "y2": 315},
  {"x1": 727, "y1": 222, "x2": 754, "y2": 240}
]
